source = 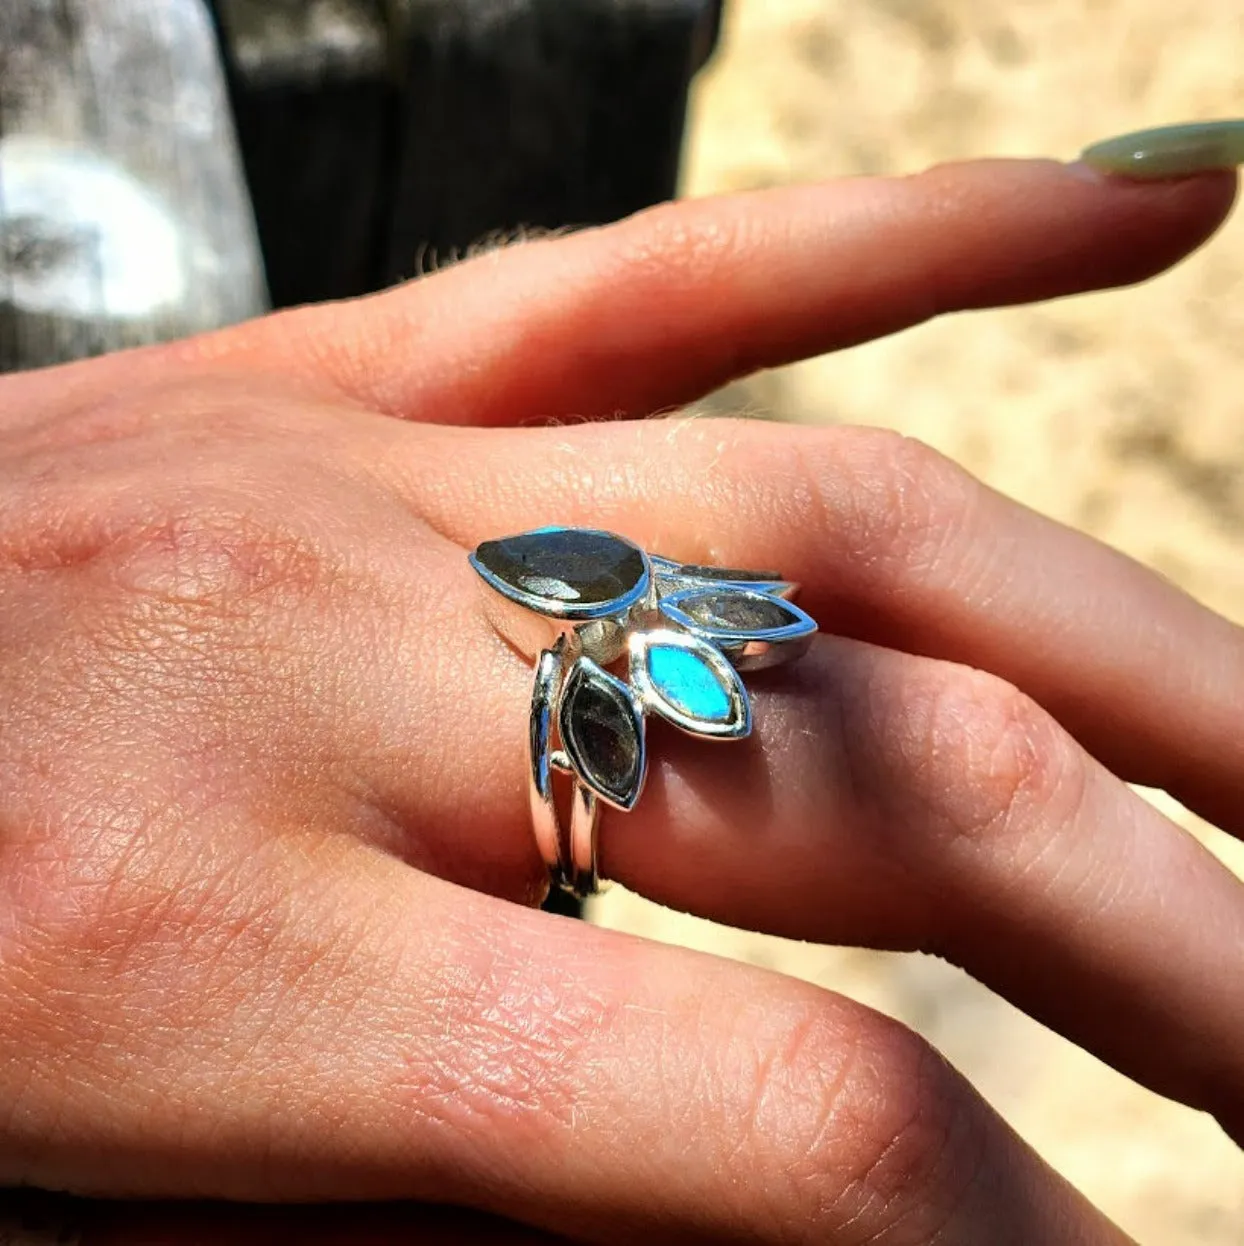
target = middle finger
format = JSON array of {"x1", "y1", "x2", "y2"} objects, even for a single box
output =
[{"x1": 397, "y1": 416, "x2": 1244, "y2": 837}]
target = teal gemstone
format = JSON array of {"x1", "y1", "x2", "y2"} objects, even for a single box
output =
[{"x1": 647, "y1": 645, "x2": 732, "y2": 722}]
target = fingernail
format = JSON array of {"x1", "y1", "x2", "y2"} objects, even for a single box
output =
[{"x1": 1080, "y1": 119, "x2": 1244, "y2": 180}]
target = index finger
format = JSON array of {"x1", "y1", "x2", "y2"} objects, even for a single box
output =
[
  {"x1": 254, "y1": 159, "x2": 1238, "y2": 425},
  {"x1": 2, "y1": 160, "x2": 1232, "y2": 428}
]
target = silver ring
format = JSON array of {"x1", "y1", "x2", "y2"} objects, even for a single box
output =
[{"x1": 469, "y1": 527, "x2": 818, "y2": 898}]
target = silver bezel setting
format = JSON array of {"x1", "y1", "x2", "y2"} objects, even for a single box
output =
[
  {"x1": 528, "y1": 643, "x2": 568, "y2": 883},
  {"x1": 557, "y1": 656, "x2": 648, "y2": 813}
]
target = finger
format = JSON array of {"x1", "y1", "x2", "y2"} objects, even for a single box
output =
[
  {"x1": 609, "y1": 637, "x2": 1244, "y2": 1142},
  {"x1": 0, "y1": 161, "x2": 1233, "y2": 429},
  {"x1": 267, "y1": 160, "x2": 1236, "y2": 425},
  {"x1": 395, "y1": 416, "x2": 1244, "y2": 839},
  {"x1": 2, "y1": 851, "x2": 1131, "y2": 1245}
]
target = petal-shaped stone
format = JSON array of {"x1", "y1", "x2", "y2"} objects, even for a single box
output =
[
  {"x1": 472, "y1": 527, "x2": 648, "y2": 616},
  {"x1": 559, "y1": 658, "x2": 645, "y2": 809},
  {"x1": 674, "y1": 562, "x2": 784, "y2": 583},
  {"x1": 631, "y1": 630, "x2": 751, "y2": 739},
  {"x1": 660, "y1": 587, "x2": 816, "y2": 640},
  {"x1": 649, "y1": 644, "x2": 732, "y2": 721},
  {"x1": 652, "y1": 557, "x2": 792, "y2": 597}
]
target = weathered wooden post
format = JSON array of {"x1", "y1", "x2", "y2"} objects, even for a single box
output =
[
  {"x1": 0, "y1": 0, "x2": 268, "y2": 373},
  {"x1": 1, "y1": 0, "x2": 722, "y2": 358}
]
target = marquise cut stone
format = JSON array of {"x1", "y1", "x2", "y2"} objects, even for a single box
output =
[
  {"x1": 560, "y1": 660, "x2": 644, "y2": 808},
  {"x1": 648, "y1": 645, "x2": 733, "y2": 722},
  {"x1": 473, "y1": 528, "x2": 647, "y2": 614},
  {"x1": 678, "y1": 590, "x2": 801, "y2": 634},
  {"x1": 674, "y1": 563, "x2": 784, "y2": 583}
]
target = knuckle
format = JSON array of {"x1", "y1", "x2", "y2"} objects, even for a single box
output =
[
  {"x1": 109, "y1": 499, "x2": 329, "y2": 614},
  {"x1": 743, "y1": 1006, "x2": 983, "y2": 1238},
  {"x1": 6, "y1": 785, "x2": 223, "y2": 960},
  {"x1": 0, "y1": 804, "x2": 215, "y2": 1045},
  {"x1": 806, "y1": 428, "x2": 980, "y2": 587},
  {"x1": 614, "y1": 198, "x2": 747, "y2": 292},
  {"x1": 0, "y1": 380, "x2": 340, "y2": 603},
  {"x1": 825, "y1": 1018, "x2": 985, "y2": 1236},
  {"x1": 56, "y1": 498, "x2": 328, "y2": 714},
  {"x1": 894, "y1": 661, "x2": 1085, "y2": 849}
]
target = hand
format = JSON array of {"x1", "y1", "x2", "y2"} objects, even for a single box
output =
[{"x1": 0, "y1": 159, "x2": 1238, "y2": 1244}]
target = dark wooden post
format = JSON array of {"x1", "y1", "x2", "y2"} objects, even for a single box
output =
[
  {"x1": 0, "y1": 0, "x2": 268, "y2": 373},
  {"x1": 382, "y1": 0, "x2": 723, "y2": 282},
  {"x1": 210, "y1": 0, "x2": 723, "y2": 305},
  {"x1": 210, "y1": 0, "x2": 395, "y2": 308}
]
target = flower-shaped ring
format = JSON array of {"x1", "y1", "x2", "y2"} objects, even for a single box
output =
[{"x1": 470, "y1": 528, "x2": 818, "y2": 898}]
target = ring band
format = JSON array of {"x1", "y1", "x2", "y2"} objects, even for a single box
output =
[{"x1": 470, "y1": 527, "x2": 818, "y2": 898}]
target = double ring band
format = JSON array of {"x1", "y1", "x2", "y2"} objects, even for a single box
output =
[{"x1": 469, "y1": 527, "x2": 818, "y2": 898}]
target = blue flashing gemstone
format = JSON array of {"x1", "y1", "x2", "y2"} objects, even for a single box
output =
[
  {"x1": 472, "y1": 527, "x2": 647, "y2": 616},
  {"x1": 648, "y1": 645, "x2": 732, "y2": 722}
]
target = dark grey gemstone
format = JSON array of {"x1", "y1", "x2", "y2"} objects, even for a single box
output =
[
  {"x1": 674, "y1": 563, "x2": 784, "y2": 583},
  {"x1": 679, "y1": 590, "x2": 802, "y2": 633},
  {"x1": 560, "y1": 661, "x2": 643, "y2": 808},
  {"x1": 474, "y1": 527, "x2": 646, "y2": 611}
]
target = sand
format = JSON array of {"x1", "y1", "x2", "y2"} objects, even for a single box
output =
[{"x1": 589, "y1": 2, "x2": 1244, "y2": 1240}]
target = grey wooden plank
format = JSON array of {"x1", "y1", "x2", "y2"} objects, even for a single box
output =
[{"x1": 0, "y1": 0, "x2": 268, "y2": 372}]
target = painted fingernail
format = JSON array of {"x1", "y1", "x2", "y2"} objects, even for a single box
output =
[{"x1": 1080, "y1": 119, "x2": 1244, "y2": 180}]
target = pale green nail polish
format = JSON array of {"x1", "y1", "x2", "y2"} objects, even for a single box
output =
[{"x1": 1080, "y1": 120, "x2": 1244, "y2": 180}]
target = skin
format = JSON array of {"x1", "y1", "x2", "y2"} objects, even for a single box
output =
[{"x1": 0, "y1": 156, "x2": 1240, "y2": 1244}]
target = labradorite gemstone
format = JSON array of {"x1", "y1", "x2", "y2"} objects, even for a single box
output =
[
  {"x1": 675, "y1": 563, "x2": 783, "y2": 583},
  {"x1": 1081, "y1": 120, "x2": 1244, "y2": 180},
  {"x1": 648, "y1": 646, "x2": 731, "y2": 721},
  {"x1": 562, "y1": 666, "x2": 641, "y2": 805},
  {"x1": 474, "y1": 528, "x2": 645, "y2": 610},
  {"x1": 679, "y1": 590, "x2": 799, "y2": 634}
]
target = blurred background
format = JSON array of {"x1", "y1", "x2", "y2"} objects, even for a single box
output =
[{"x1": 591, "y1": 3, "x2": 1244, "y2": 1243}]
